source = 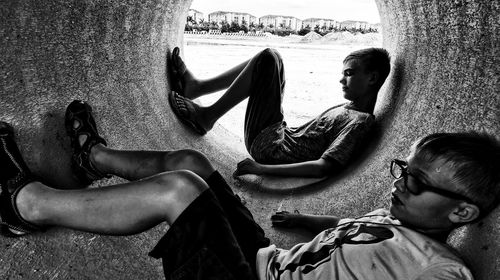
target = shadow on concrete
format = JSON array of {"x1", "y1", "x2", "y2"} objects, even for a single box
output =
[{"x1": 37, "y1": 109, "x2": 88, "y2": 189}]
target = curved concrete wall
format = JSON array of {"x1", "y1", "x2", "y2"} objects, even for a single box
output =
[
  {"x1": 373, "y1": 2, "x2": 500, "y2": 279},
  {"x1": 0, "y1": 0, "x2": 498, "y2": 279}
]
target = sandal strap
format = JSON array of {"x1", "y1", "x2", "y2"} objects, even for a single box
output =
[
  {"x1": 72, "y1": 137, "x2": 109, "y2": 182},
  {"x1": 65, "y1": 103, "x2": 105, "y2": 148},
  {"x1": 65, "y1": 100, "x2": 110, "y2": 183}
]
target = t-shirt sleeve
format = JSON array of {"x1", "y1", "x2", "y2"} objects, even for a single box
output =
[
  {"x1": 412, "y1": 263, "x2": 474, "y2": 280},
  {"x1": 321, "y1": 117, "x2": 374, "y2": 165}
]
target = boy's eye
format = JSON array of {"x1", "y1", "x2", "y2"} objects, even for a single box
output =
[
  {"x1": 406, "y1": 177, "x2": 422, "y2": 194},
  {"x1": 344, "y1": 70, "x2": 354, "y2": 76}
]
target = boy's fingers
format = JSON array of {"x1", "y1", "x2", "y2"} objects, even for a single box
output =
[
  {"x1": 271, "y1": 211, "x2": 292, "y2": 227},
  {"x1": 271, "y1": 219, "x2": 286, "y2": 226},
  {"x1": 270, "y1": 214, "x2": 283, "y2": 221},
  {"x1": 271, "y1": 211, "x2": 289, "y2": 219},
  {"x1": 272, "y1": 219, "x2": 291, "y2": 227},
  {"x1": 234, "y1": 158, "x2": 252, "y2": 177},
  {"x1": 236, "y1": 158, "x2": 250, "y2": 169}
]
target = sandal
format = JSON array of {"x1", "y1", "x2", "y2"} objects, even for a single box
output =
[
  {"x1": 65, "y1": 100, "x2": 110, "y2": 184},
  {"x1": 0, "y1": 122, "x2": 43, "y2": 237},
  {"x1": 168, "y1": 91, "x2": 208, "y2": 135},
  {"x1": 170, "y1": 47, "x2": 187, "y2": 95}
]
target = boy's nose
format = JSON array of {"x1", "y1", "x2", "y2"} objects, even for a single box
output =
[{"x1": 339, "y1": 76, "x2": 346, "y2": 84}]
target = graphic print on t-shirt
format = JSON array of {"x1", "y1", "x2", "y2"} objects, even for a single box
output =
[{"x1": 276, "y1": 222, "x2": 394, "y2": 276}]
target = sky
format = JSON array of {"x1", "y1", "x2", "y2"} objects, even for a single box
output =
[{"x1": 190, "y1": 0, "x2": 380, "y2": 23}]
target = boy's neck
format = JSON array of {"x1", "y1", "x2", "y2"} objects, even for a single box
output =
[
  {"x1": 345, "y1": 99, "x2": 375, "y2": 113},
  {"x1": 346, "y1": 91, "x2": 377, "y2": 113},
  {"x1": 416, "y1": 228, "x2": 452, "y2": 243}
]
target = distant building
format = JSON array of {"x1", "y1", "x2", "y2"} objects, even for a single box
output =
[
  {"x1": 208, "y1": 11, "x2": 257, "y2": 26},
  {"x1": 302, "y1": 18, "x2": 339, "y2": 31},
  {"x1": 187, "y1": 9, "x2": 204, "y2": 24},
  {"x1": 259, "y1": 15, "x2": 302, "y2": 31},
  {"x1": 339, "y1": 20, "x2": 371, "y2": 30}
]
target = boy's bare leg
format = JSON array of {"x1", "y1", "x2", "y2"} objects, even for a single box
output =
[
  {"x1": 1, "y1": 120, "x2": 210, "y2": 237},
  {"x1": 90, "y1": 144, "x2": 216, "y2": 181},
  {"x1": 174, "y1": 46, "x2": 250, "y2": 100},
  {"x1": 182, "y1": 60, "x2": 249, "y2": 100},
  {"x1": 15, "y1": 170, "x2": 208, "y2": 235},
  {"x1": 174, "y1": 50, "x2": 266, "y2": 133}
]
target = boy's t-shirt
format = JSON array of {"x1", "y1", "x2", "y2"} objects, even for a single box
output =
[
  {"x1": 256, "y1": 209, "x2": 474, "y2": 280},
  {"x1": 249, "y1": 103, "x2": 374, "y2": 166}
]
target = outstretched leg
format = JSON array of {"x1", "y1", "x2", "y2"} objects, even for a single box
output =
[
  {"x1": 1, "y1": 121, "x2": 264, "y2": 279},
  {"x1": 65, "y1": 100, "x2": 216, "y2": 183},
  {"x1": 91, "y1": 145, "x2": 216, "y2": 181},
  {"x1": 171, "y1": 46, "x2": 249, "y2": 100},
  {"x1": 0, "y1": 121, "x2": 208, "y2": 236},
  {"x1": 16, "y1": 171, "x2": 207, "y2": 235}
]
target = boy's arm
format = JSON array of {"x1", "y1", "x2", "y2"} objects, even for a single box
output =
[
  {"x1": 234, "y1": 158, "x2": 341, "y2": 178},
  {"x1": 271, "y1": 211, "x2": 340, "y2": 234}
]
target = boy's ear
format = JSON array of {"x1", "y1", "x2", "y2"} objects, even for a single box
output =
[
  {"x1": 448, "y1": 202, "x2": 481, "y2": 224},
  {"x1": 368, "y1": 71, "x2": 379, "y2": 86}
]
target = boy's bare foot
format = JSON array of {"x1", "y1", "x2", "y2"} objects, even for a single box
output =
[
  {"x1": 170, "y1": 47, "x2": 200, "y2": 99},
  {"x1": 168, "y1": 91, "x2": 213, "y2": 135}
]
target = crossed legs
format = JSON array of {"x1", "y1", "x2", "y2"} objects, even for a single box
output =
[
  {"x1": 0, "y1": 118, "x2": 218, "y2": 236},
  {"x1": 16, "y1": 147, "x2": 215, "y2": 235}
]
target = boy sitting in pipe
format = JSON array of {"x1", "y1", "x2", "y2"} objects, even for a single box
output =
[
  {"x1": 1, "y1": 100, "x2": 498, "y2": 279},
  {"x1": 169, "y1": 47, "x2": 390, "y2": 178}
]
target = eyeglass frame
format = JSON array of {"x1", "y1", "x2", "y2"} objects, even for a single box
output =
[{"x1": 390, "y1": 159, "x2": 476, "y2": 204}]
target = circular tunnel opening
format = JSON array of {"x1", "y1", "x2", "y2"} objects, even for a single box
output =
[{"x1": 182, "y1": 0, "x2": 382, "y2": 144}]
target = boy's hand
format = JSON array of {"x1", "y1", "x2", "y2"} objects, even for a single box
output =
[
  {"x1": 271, "y1": 211, "x2": 301, "y2": 228},
  {"x1": 233, "y1": 158, "x2": 263, "y2": 177}
]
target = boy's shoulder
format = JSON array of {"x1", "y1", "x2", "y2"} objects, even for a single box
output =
[{"x1": 322, "y1": 104, "x2": 375, "y2": 125}]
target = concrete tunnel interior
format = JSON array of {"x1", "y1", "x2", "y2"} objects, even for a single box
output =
[{"x1": 0, "y1": 0, "x2": 499, "y2": 279}]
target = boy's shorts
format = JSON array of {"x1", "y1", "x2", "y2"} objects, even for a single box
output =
[
  {"x1": 149, "y1": 171, "x2": 270, "y2": 280},
  {"x1": 244, "y1": 48, "x2": 286, "y2": 151}
]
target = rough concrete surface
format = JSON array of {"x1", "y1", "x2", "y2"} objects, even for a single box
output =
[{"x1": 0, "y1": 0, "x2": 499, "y2": 279}]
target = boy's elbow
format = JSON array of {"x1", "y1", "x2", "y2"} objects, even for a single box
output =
[{"x1": 316, "y1": 159, "x2": 341, "y2": 177}]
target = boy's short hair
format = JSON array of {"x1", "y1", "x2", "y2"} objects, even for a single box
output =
[
  {"x1": 410, "y1": 132, "x2": 500, "y2": 217},
  {"x1": 344, "y1": 48, "x2": 391, "y2": 89}
]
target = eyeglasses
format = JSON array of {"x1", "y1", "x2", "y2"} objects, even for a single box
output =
[{"x1": 390, "y1": 159, "x2": 474, "y2": 203}]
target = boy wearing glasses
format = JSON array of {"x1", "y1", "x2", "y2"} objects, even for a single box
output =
[
  {"x1": 1, "y1": 103, "x2": 499, "y2": 280},
  {"x1": 269, "y1": 132, "x2": 498, "y2": 279}
]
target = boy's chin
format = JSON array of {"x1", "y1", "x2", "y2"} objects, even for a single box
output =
[
  {"x1": 343, "y1": 92, "x2": 360, "y2": 101},
  {"x1": 389, "y1": 207, "x2": 412, "y2": 226},
  {"x1": 389, "y1": 204, "x2": 403, "y2": 219}
]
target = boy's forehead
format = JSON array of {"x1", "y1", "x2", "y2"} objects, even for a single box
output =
[
  {"x1": 408, "y1": 152, "x2": 459, "y2": 185},
  {"x1": 408, "y1": 150, "x2": 444, "y2": 167},
  {"x1": 343, "y1": 58, "x2": 362, "y2": 69}
]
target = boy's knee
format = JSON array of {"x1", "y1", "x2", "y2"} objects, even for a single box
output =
[
  {"x1": 164, "y1": 149, "x2": 215, "y2": 179},
  {"x1": 156, "y1": 170, "x2": 208, "y2": 197},
  {"x1": 253, "y1": 48, "x2": 284, "y2": 84},
  {"x1": 257, "y1": 48, "x2": 282, "y2": 70},
  {"x1": 153, "y1": 170, "x2": 208, "y2": 224}
]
